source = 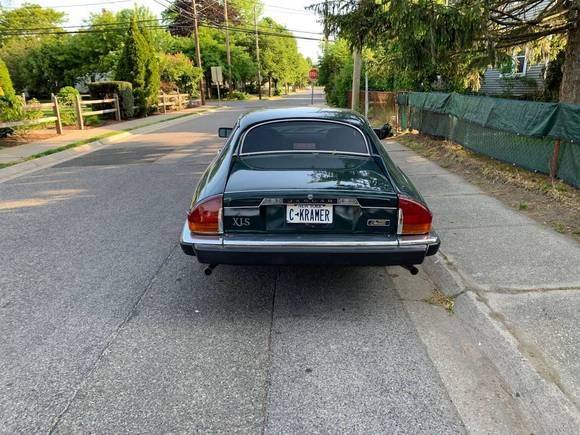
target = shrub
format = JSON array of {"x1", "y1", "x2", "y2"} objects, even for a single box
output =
[
  {"x1": 88, "y1": 81, "x2": 134, "y2": 119},
  {"x1": 159, "y1": 52, "x2": 202, "y2": 97},
  {"x1": 0, "y1": 95, "x2": 43, "y2": 132},
  {"x1": 57, "y1": 86, "x2": 79, "y2": 105},
  {"x1": 227, "y1": 90, "x2": 249, "y2": 100},
  {"x1": 115, "y1": 17, "x2": 159, "y2": 115},
  {"x1": 142, "y1": 30, "x2": 160, "y2": 113},
  {"x1": 0, "y1": 58, "x2": 15, "y2": 98},
  {"x1": 56, "y1": 86, "x2": 80, "y2": 125},
  {"x1": 115, "y1": 17, "x2": 147, "y2": 115}
]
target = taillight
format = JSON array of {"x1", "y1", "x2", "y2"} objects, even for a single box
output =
[
  {"x1": 398, "y1": 195, "x2": 432, "y2": 235},
  {"x1": 187, "y1": 195, "x2": 223, "y2": 235}
]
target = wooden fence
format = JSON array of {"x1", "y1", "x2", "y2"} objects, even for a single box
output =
[
  {"x1": 1, "y1": 91, "x2": 197, "y2": 135},
  {"x1": 0, "y1": 94, "x2": 64, "y2": 134},
  {"x1": 73, "y1": 94, "x2": 121, "y2": 130},
  {"x1": 158, "y1": 92, "x2": 193, "y2": 113}
]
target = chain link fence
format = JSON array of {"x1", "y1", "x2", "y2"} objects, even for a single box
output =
[{"x1": 397, "y1": 92, "x2": 580, "y2": 188}]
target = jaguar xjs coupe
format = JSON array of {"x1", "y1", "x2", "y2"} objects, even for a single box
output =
[{"x1": 180, "y1": 107, "x2": 440, "y2": 275}]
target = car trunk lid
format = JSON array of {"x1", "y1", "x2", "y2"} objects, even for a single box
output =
[{"x1": 223, "y1": 154, "x2": 398, "y2": 234}]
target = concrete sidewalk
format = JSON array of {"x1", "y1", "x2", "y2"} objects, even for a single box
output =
[
  {"x1": 385, "y1": 139, "x2": 580, "y2": 431},
  {"x1": 0, "y1": 106, "x2": 216, "y2": 165}
]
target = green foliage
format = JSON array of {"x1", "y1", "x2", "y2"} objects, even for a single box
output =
[
  {"x1": 0, "y1": 58, "x2": 14, "y2": 97},
  {"x1": 57, "y1": 86, "x2": 80, "y2": 125},
  {"x1": 227, "y1": 90, "x2": 249, "y2": 100},
  {"x1": 258, "y1": 18, "x2": 309, "y2": 93},
  {"x1": 159, "y1": 52, "x2": 202, "y2": 95},
  {"x1": 19, "y1": 35, "x2": 83, "y2": 97},
  {"x1": 318, "y1": 40, "x2": 351, "y2": 105},
  {"x1": 313, "y1": 0, "x2": 573, "y2": 96},
  {"x1": 140, "y1": 26, "x2": 161, "y2": 113},
  {"x1": 0, "y1": 1, "x2": 308, "y2": 102},
  {"x1": 0, "y1": 95, "x2": 42, "y2": 126},
  {"x1": 0, "y1": 4, "x2": 66, "y2": 94},
  {"x1": 115, "y1": 16, "x2": 150, "y2": 115},
  {"x1": 88, "y1": 81, "x2": 134, "y2": 119},
  {"x1": 57, "y1": 86, "x2": 79, "y2": 105},
  {"x1": 0, "y1": 4, "x2": 65, "y2": 46},
  {"x1": 331, "y1": 62, "x2": 354, "y2": 107}
]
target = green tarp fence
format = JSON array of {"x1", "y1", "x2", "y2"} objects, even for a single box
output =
[{"x1": 398, "y1": 92, "x2": 580, "y2": 187}]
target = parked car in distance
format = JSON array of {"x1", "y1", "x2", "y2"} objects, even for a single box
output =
[{"x1": 180, "y1": 107, "x2": 440, "y2": 275}]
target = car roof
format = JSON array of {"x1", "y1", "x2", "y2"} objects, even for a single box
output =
[{"x1": 238, "y1": 107, "x2": 368, "y2": 130}]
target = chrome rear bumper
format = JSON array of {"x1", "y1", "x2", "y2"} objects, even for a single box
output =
[{"x1": 180, "y1": 222, "x2": 440, "y2": 266}]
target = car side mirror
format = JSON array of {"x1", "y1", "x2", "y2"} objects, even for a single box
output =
[
  {"x1": 218, "y1": 127, "x2": 233, "y2": 138},
  {"x1": 373, "y1": 123, "x2": 393, "y2": 140},
  {"x1": 373, "y1": 128, "x2": 385, "y2": 139}
]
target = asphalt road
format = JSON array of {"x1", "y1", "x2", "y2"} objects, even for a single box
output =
[{"x1": 1, "y1": 91, "x2": 467, "y2": 433}]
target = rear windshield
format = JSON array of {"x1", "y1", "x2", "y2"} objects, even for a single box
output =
[{"x1": 241, "y1": 121, "x2": 368, "y2": 155}]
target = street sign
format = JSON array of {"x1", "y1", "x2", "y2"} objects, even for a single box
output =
[
  {"x1": 210, "y1": 66, "x2": 223, "y2": 85},
  {"x1": 308, "y1": 68, "x2": 318, "y2": 81}
]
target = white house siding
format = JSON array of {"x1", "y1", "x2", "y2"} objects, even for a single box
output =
[{"x1": 479, "y1": 63, "x2": 546, "y2": 97}]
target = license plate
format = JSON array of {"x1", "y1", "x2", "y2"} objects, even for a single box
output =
[{"x1": 286, "y1": 204, "x2": 333, "y2": 224}]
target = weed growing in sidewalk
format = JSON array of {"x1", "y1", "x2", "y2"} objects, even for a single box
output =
[{"x1": 425, "y1": 288, "x2": 455, "y2": 313}]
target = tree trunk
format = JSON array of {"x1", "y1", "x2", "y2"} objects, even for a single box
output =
[
  {"x1": 560, "y1": 12, "x2": 580, "y2": 103},
  {"x1": 351, "y1": 47, "x2": 362, "y2": 111},
  {"x1": 268, "y1": 75, "x2": 272, "y2": 97}
]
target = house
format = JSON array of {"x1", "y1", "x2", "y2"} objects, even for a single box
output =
[
  {"x1": 479, "y1": 0, "x2": 557, "y2": 98},
  {"x1": 479, "y1": 50, "x2": 547, "y2": 98}
]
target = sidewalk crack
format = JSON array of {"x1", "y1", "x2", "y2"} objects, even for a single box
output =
[{"x1": 46, "y1": 243, "x2": 178, "y2": 434}]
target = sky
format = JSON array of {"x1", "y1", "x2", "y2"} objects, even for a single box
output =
[{"x1": 6, "y1": 0, "x2": 324, "y2": 61}]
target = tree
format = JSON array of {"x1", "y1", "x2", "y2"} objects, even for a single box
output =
[
  {"x1": 20, "y1": 37, "x2": 75, "y2": 95},
  {"x1": 0, "y1": 3, "x2": 65, "y2": 46},
  {"x1": 0, "y1": 4, "x2": 65, "y2": 92},
  {"x1": 159, "y1": 52, "x2": 202, "y2": 94},
  {"x1": 140, "y1": 24, "x2": 161, "y2": 111},
  {"x1": 0, "y1": 58, "x2": 14, "y2": 97},
  {"x1": 74, "y1": 10, "x2": 126, "y2": 83},
  {"x1": 560, "y1": 11, "x2": 579, "y2": 103},
  {"x1": 116, "y1": 16, "x2": 149, "y2": 114},
  {"x1": 162, "y1": 0, "x2": 263, "y2": 36},
  {"x1": 312, "y1": 0, "x2": 580, "y2": 101},
  {"x1": 258, "y1": 18, "x2": 303, "y2": 96}
]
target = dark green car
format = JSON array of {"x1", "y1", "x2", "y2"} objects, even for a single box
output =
[{"x1": 180, "y1": 107, "x2": 439, "y2": 274}]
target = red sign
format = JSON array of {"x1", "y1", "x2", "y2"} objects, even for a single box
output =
[{"x1": 308, "y1": 68, "x2": 318, "y2": 81}]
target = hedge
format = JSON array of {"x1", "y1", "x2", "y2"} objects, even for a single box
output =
[{"x1": 88, "y1": 81, "x2": 134, "y2": 119}]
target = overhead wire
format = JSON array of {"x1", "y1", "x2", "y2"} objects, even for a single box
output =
[{"x1": 0, "y1": 0, "x2": 329, "y2": 41}]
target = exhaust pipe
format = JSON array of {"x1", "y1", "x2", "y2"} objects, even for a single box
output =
[{"x1": 401, "y1": 265, "x2": 419, "y2": 275}]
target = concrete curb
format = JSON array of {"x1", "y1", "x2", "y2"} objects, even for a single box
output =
[
  {"x1": 423, "y1": 252, "x2": 580, "y2": 432},
  {"x1": 0, "y1": 108, "x2": 221, "y2": 184}
]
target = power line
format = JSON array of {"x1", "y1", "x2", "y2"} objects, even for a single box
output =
[
  {"x1": 262, "y1": 3, "x2": 312, "y2": 15},
  {"x1": 149, "y1": 0, "x2": 324, "y2": 35},
  {"x1": 1, "y1": 0, "x2": 328, "y2": 41},
  {"x1": 0, "y1": 18, "x2": 161, "y2": 32},
  {"x1": 0, "y1": 21, "x2": 330, "y2": 41},
  {"x1": 0, "y1": 0, "x2": 133, "y2": 8}
]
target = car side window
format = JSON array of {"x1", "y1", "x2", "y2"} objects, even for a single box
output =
[{"x1": 241, "y1": 121, "x2": 368, "y2": 155}]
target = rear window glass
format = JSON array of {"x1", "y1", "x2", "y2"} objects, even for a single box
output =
[{"x1": 241, "y1": 121, "x2": 368, "y2": 155}]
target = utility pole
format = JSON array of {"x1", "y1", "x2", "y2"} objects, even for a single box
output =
[
  {"x1": 192, "y1": 0, "x2": 205, "y2": 105},
  {"x1": 254, "y1": 5, "x2": 262, "y2": 100},
  {"x1": 224, "y1": 0, "x2": 232, "y2": 90},
  {"x1": 351, "y1": 46, "x2": 361, "y2": 111},
  {"x1": 323, "y1": 0, "x2": 330, "y2": 48}
]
